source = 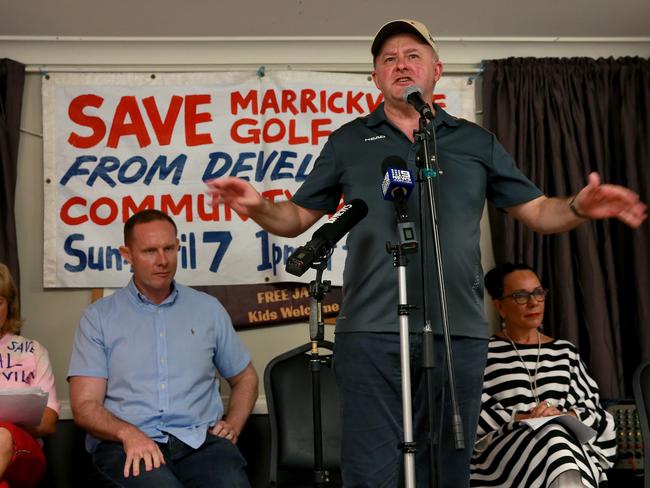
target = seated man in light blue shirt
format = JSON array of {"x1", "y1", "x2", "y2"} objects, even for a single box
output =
[{"x1": 68, "y1": 209, "x2": 258, "y2": 487}]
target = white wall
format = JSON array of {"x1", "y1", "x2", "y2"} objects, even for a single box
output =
[
  {"x1": 4, "y1": 36, "x2": 650, "y2": 417},
  {"x1": 2, "y1": 0, "x2": 649, "y2": 37}
]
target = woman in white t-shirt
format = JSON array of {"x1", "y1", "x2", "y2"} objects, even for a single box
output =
[{"x1": 0, "y1": 263, "x2": 60, "y2": 488}]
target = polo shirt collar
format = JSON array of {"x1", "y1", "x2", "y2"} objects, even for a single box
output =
[
  {"x1": 366, "y1": 103, "x2": 388, "y2": 128},
  {"x1": 365, "y1": 102, "x2": 460, "y2": 130},
  {"x1": 127, "y1": 278, "x2": 179, "y2": 307},
  {"x1": 431, "y1": 103, "x2": 460, "y2": 128}
]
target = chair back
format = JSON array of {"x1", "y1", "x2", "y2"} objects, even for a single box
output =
[
  {"x1": 264, "y1": 341, "x2": 341, "y2": 485},
  {"x1": 633, "y1": 360, "x2": 650, "y2": 487}
]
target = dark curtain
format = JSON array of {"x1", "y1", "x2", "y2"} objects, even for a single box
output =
[
  {"x1": 0, "y1": 59, "x2": 26, "y2": 291},
  {"x1": 482, "y1": 57, "x2": 650, "y2": 398}
]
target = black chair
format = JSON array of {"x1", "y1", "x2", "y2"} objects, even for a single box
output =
[
  {"x1": 39, "y1": 419, "x2": 96, "y2": 488},
  {"x1": 633, "y1": 361, "x2": 650, "y2": 488},
  {"x1": 264, "y1": 341, "x2": 342, "y2": 487}
]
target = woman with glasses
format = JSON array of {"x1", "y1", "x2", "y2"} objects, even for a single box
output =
[{"x1": 470, "y1": 263, "x2": 616, "y2": 488}]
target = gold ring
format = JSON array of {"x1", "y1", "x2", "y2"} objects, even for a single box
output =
[{"x1": 545, "y1": 401, "x2": 551, "y2": 408}]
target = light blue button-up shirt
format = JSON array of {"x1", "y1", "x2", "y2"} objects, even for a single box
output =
[{"x1": 68, "y1": 280, "x2": 251, "y2": 452}]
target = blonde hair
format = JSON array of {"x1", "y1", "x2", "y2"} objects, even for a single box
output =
[{"x1": 0, "y1": 263, "x2": 22, "y2": 335}]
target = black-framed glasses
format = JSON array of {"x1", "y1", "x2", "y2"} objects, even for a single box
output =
[{"x1": 500, "y1": 287, "x2": 548, "y2": 305}]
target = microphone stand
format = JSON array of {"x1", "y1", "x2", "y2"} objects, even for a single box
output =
[
  {"x1": 386, "y1": 199, "x2": 418, "y2": 488},
  {"x1": 307, "y1": 257, "x2": 333, "y2": 487},
  {"x1": 414, "y1": 110, "x2": 463, "y2": 488}
]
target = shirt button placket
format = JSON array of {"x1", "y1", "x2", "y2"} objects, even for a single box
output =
[{"x1": 156, "y1": 307, "x2": 169, "y2": 416}]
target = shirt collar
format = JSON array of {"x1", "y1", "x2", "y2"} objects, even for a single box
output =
[
  {"x1": 126, "y1": 278, "x2": 179, "y2": 307},
  {"x1": 431, "y1": 103, "x2": 460, "y2": 128},
  {"x1": 365, "y1": 102, "x2": 460, "y2": 130}
]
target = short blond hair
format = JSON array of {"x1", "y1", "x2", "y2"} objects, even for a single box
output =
[{"x1": 0, "y1": 263, "x2": 22, "y2": 335}]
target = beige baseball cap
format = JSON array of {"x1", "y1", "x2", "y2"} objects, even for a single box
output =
[{"x1": 371, "y1": 19, "x2": 438, "y2": 57}]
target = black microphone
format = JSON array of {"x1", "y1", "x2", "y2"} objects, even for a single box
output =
[
  {"x1": 286, "y1": 199, "x2": 369, "y2": 277},
  {"x1": 380, "y1": 156, "x2": 418, "y2": 252},
  {"x1": 381, "y1": 156, "x2": 415, "y2": 203},
  {"x1": 402, "y1": 86, "x2": 434, "y2": 121}
]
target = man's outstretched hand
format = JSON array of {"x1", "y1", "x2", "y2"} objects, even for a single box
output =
[{"x1": 573, "y1": 172, "x2": 647, "y2": 228}]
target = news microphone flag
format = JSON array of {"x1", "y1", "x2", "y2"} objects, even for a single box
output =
[{"x1": 382, "y1": 166, "x2": 414, "y2": 201}]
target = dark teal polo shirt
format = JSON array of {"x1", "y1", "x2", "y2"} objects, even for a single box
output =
[{"x1": 292, "y1": 103, "x2": 542, "y2": 338}]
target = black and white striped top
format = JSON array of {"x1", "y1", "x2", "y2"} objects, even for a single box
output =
[{"x1": 470, "y1": 337, "x2": 616, "y2": 487}]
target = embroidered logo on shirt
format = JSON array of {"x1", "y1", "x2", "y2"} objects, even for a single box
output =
[{"x1": 364, "y1": 135, "x2": 386, "y2": 142}]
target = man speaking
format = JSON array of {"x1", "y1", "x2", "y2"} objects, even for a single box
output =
[{"x1": 206, "y1": 19, "x2": 646, "y2": 487}]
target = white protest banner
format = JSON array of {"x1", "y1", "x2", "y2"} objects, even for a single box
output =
[{"x1": 43, "y1": 71, "x2": 475, "y2": 288}]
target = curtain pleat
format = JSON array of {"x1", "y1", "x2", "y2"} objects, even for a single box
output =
[{"x1": 0, "y1": 58, "x2": 26, "y2": 292}]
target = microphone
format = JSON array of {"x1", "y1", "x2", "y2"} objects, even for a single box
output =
[
  {"x1": 402, "y1": 86, "x2": 434, "y2": 121},
  {"x1": 286, "y1": 199, "x2": 369, "y2": 277},
  {"x1": 381, "y1": 156, "x2": 414, "y2": 202},
  {"x1": 380, "y1": 156, "x2": 418, "y2": 253}
]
